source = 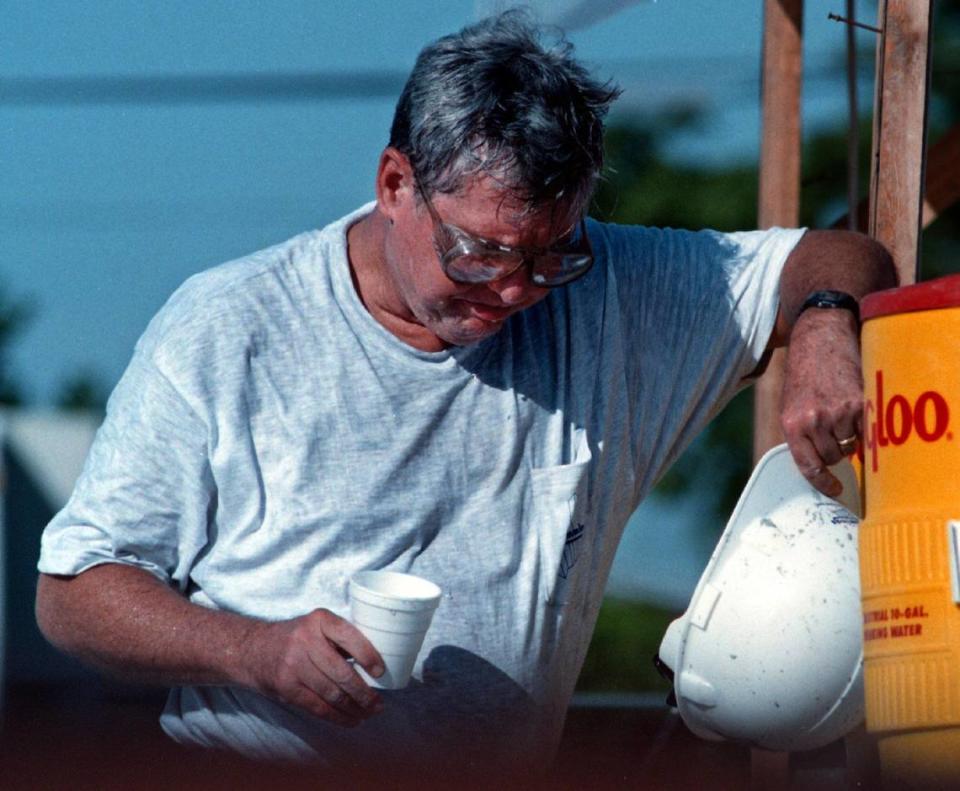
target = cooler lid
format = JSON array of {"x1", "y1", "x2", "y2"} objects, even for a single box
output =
[{"x1": 862, "y1": 274, "x2": 960, "y2": 321}]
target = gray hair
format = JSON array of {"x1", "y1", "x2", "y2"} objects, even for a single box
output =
[{"x1": 388, "y1": 10, "x2": 621, "y2": 214}]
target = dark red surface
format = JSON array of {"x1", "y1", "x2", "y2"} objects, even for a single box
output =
[
  {"x1": 0, "y1": 683, "x2": 751, "y2": 790},
  {"x1": 861, "y1": 274, "x2": 960, "y2": 321}
]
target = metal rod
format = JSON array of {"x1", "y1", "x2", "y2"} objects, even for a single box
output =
[
  {"x1": 845, "y1": 0, "x2": 859, "y2": 231},
  {"x1": 828, "y1": 12, "x2": 882, "y2": 34}
]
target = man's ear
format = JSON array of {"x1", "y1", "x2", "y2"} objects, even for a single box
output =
[{"x1": 376, "y1": 147, "x2": 416, "y2": 224}]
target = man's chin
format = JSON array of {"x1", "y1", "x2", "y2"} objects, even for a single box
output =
[{"x1": 436, "y1": 316, "x2": 506, "y2": 347}]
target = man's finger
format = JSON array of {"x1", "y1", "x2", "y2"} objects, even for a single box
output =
[
  {"x1": 289, "y1": 683, "x2": 362, "y2": 728},
  {"x1": 321, "y1": 682, "x2": 372, "y2": 720},
  {"x1": 304, "y1": 636, "x2": 383, "y2": 714},
  {"x1": 809, "y1": 426, "x2": 847, "y2": 469},
  {"x1": 326, "y1": 653, "x2": 384, "y2": 713},
  {"x1": 301, "y1": 655, "x2": 378, "y2": 719},
  {"x1": 835, "y1": 433, "x2": 858, "y2": 456},
  {"x1": 828, "y1": 408, "x2": 860, "y2": 458},
  {"x1": 805, "y1": 465, "x2": 843, "y2": 498},
  {"x1": 321, "y1": 612, "x2": 385, "y2": 680},
  {"x1": 788, "y1": 436, "x2": 843, "y2": 498}
]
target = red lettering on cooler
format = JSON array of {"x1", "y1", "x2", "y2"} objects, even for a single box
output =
[
  {"x1": 915, "y1": 391, "x2": 950, "y2": 442},
  {"x1": 865, "y1": 371, "x2": 951, "y2": 472},
  {"x1": 891, "y1": 623, "x2": 923, "y2": 638},
  {"x1": 886, "y1": 394, "x2": 912, "y2": 445},
  {"x1": 876, "y1": 370, "x2": 888, "y2": 447}
]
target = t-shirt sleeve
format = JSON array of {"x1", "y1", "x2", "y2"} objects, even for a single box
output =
[
  {"x1": 38, "y1": 349, "x2": 213, "y2": 589},
  {"x1": 588, "y1": 222, "x2": 806, "y2": 492}
]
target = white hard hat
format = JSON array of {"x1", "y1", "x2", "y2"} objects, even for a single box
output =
[{"x1": 656, "y1": 443, "x2": 864, "y2": 752}]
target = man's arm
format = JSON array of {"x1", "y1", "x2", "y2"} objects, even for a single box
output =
[
  {"x1": 36, "y1": 564, "x2": 385, "y2": 727},
  {"x1": 769, "y1": 229, "x2": 897, "y2": 495}
]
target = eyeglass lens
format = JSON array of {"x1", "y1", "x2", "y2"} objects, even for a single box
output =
[{"x1": 442, "y1": 224, "x2": 592, "y2": 286}]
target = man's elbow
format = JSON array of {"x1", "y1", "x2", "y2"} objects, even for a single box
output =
[
  {"x1": 35, "y1": 572, "x2": 79, "y2": 654},
  {"x1": 852, "y1": 231, "x2": 898, "y2": 291},
  {"x1": 810, "y1": 229, "x2": 898, "y2": 292}
]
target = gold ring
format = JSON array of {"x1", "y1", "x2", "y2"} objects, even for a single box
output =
[{"x1": 837, "y1": 435, "x2": 857, "y2": 454}]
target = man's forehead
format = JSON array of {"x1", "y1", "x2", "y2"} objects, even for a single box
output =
[
  {"x1": 498, "y1": 195, "x2": 578, "y2": 227},
  {"x1": 441, "y1": 175, "x2": 581, "y2": 235}
]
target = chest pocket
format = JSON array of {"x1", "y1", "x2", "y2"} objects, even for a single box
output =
[{"x1": 530, "y1": 450, "x2": 593, "y2": 608}]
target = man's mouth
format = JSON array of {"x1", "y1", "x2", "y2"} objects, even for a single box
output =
[{"x1": 465, "y1": 302, "x2": 513, "y2": 322}]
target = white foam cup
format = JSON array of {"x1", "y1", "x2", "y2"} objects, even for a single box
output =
[{"x1": 348, "y1": 570, "x2": 442, "y2": 689}]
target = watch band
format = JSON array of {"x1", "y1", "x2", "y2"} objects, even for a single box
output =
[{"x1": 798, "y1": 290, "x2": 860, "y2": 327}]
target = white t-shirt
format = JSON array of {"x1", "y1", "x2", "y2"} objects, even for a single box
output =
[{"x1": 39, "y1": 203, "x2": 804, "y2": 770}]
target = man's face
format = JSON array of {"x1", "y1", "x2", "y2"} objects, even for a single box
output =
[{"x1": 382, "y1": 168, "x2": 581, "y2": 348}]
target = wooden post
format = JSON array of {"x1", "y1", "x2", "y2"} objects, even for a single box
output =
[
  {"x1": 868, "y1": 0, "x2": 934, "y2": 286},
  {"x1": 757, "y1": 0, "x2": 803, "y2": 232},
  {"x1": 752, "y1": 4, "x2": 803, "y2": 787},
  {"x1": 845, "y1": 4, "x2": 935, "y2": 788},
  {"x1": 753, "y1": 0, "x2": 802, "y2": 464}
]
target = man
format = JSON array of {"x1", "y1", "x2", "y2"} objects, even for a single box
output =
[{"x1": 36, "y1": 11, "x2": 894, "y2": 775}]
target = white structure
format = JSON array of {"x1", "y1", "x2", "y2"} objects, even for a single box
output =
[{"x1": 0, "y1": 409, "x2": 100, "y2": 708}]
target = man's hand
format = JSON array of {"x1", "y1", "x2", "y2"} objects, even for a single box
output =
[
  {"x1": 243, "y1": 609, "x2": 386, "y2": 728},
  {"x1": 37, "y1": 566, "x2": 386, "y2": 729},
  {"x1": 771, "y1": 229, "x2": 896, "y2": 495},
  {"x1": 781, "y1": 308, "x2": 862, "y2": 497}
]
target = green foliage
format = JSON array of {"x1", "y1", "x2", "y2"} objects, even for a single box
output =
[
  {"x1": 595, "y1": 115, "x2": 758, "y2": 233},
  {"x1": 576, "y1": 597, "x2": 678, "y2": 693},
  {"x1": 0, "y1": 284, "x2": 35, "y2": 406},
  {"x1": 56, "y1": 371, "x2": 108, "y2": 415},
  {"x1": 931, "y1": 2, "x2": 960, "y2": 120},
  {"x1": 921, "y1": 0, "x2": 960, "y2": 279}
]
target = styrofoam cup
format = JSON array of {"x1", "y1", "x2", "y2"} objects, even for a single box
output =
[{"x1": 348, "y1": 570, "x2": 442, "y2": 689}]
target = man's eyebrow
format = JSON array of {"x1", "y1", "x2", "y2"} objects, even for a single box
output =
[
  {"x1": 442, "y1": 220, "x2": 510, "y2": 247},
  {"x1": 443, "y1": 216, "x2": 581, "y2": 252}
]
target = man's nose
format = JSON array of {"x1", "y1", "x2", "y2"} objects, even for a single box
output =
[{"x1": 484, "y1": 262, "x2": 532, "y2": 305}]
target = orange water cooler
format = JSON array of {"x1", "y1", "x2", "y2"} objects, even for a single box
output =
[{"x1": 860, "y1": 275, "x2": 960, "y2": 788}]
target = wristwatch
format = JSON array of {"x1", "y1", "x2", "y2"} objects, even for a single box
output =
[{"x1": 797, "y1": 290, "x2": 860, "y2": 328}]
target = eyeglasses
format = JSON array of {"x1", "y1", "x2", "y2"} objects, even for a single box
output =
[{"x1": 416, "y1": 183, "x2": 594, "y2": 287}]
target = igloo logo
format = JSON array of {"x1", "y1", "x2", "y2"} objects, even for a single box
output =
[{"x1": 864, "y1": 370, "x2": 951, "y2": 472}]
